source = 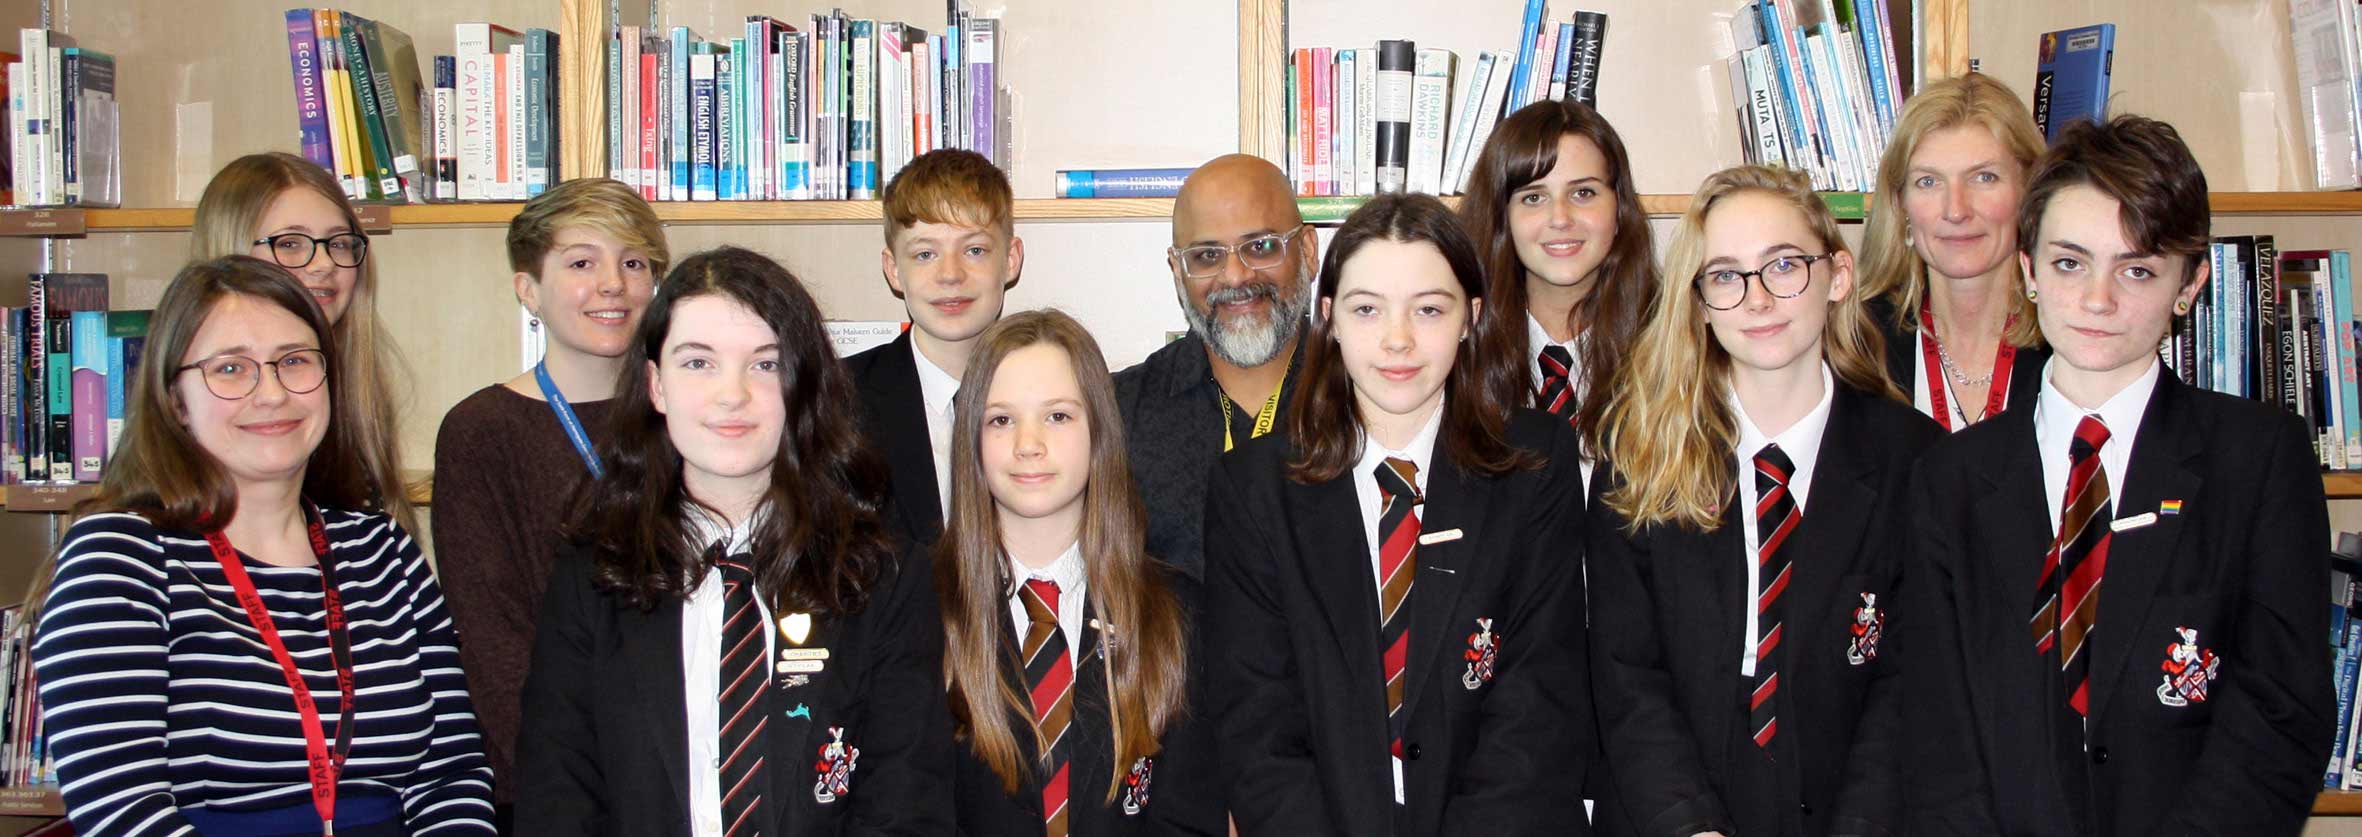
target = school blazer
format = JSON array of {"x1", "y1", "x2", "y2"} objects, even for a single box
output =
[
  {"x1": 514, "y1": 540, "x2": 955, "y2": 836},
  {"x1": 952, "y1": 574, "x2": 1225, "y2": 836},
  {"x1": 1870, "y1": 297, "x2": 2050, "y2": 418},
  {"x1": 1202, "y1": 408, "x2": 1593, "y2": 837},
  {"x1": 846, "y1": 330, "x2": 945, "y2": 544},
  {"x1": 1902, "y1": 372, "x2": 2335, "y2": 836},
  {"x1": 1586, "y1": 385, "x2": 1941, "y2": 837}
]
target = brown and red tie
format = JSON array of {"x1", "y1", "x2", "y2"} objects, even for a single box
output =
[
  {"x1": 1020, "y1": 578, "x2": 1075, "y2": 837},
  {"x1": 1751, "y1": 444, "x2": 1799, "y2": 751},
  {"x1": 717, "y1": 555, "x2": 771, "y2": 837},
  {"x1": 1375, "y1": 457, "x2": 1423, "y2": 763},
  {"x1": 1537, "y1": 345, "x2": 1579, "y2": 425},
  {"x1": 2032, "y1": 416, "x2": 2113, "y2": 718}
]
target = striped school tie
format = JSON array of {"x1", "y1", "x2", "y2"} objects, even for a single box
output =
[
  {"x1": 717, "y1": 555, "x2": 771, "y2": 837},
  {"x1": 1751, "y1": 444, "x2": 1799, "y2": 751},
  {"x1": 2032, "y1": 416, "x2": 2113, "y2": 718},
  {"x1": 1375, "y1": 457, "x2": 1423, "y2": 763},
  {"x1": 1020, "y1": 579, "x2": 1074, "y2": 837},
  {"x1": 1537, "y1": 345, "x2": 1579, "y2": 425}
]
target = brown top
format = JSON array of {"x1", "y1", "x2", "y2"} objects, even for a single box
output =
[{"x1": 430, "y1": 383, "x2": 612, "y2": 805}]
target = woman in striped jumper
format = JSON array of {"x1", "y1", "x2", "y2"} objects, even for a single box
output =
[{"x1": 32, "y1": 256, "x2": 495, "y2": 837}]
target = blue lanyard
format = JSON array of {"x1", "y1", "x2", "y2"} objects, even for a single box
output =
[{"x1": 535, "y1": 361, "x2": 605, "y2": 478}]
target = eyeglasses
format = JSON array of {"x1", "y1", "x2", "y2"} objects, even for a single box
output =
[
  {"x1": 1694, "y1": 254, "x2": 1831, "y2": 311},
  {"x1": 253, "y1": 232, "x2": 370, "y2": 269},
  {"x1": 177, "y1": 349, "x2": 329, "y2": 400},
  {"x1": 1168, "y1": 232, "x2": 1296, "y2": 279}
]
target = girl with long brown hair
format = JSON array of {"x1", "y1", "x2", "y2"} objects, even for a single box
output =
[
  {"x1": 936, "y1": 309, "x2": 1218, "y2": 835},
  {"x1": 1588, "y1": 166, "x2": 1938, "y2": 837},
  {"x1": 1203, "y1": 193, "x2": 1591, "y2": 835}
]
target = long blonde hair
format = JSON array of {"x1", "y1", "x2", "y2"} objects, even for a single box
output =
[
  {"x1": 191, "y1": 152, "x2": 417, "y2": 537},
  {"x1": 1600, "y1": 166, "x2": 1898, "y2": 532},
  {"x1": 1858, "y1": 73, "x2": 2046, "y2": 346}
]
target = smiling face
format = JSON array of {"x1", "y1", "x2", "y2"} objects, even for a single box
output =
[
  {"x1": 1170, "y1": 163, "x2": 1315, "y2": 368},
  {"x1": 1508, "y1": 132, "x2": 1620, "y2": 295},
  {"x1": 979, "y1": 342, "x2": 1092, "y2": 539},
  {"x1": 249, "y1": 185, "x2": 361, "y2": 323},
  {"x1": 1321, "y1": 238, "x2": 1479, "y2": 444},
  {"x1": 175, "y1": 293, "x2": 331, "y2": 490},
  {"x1": 1698, "y1": 190, "x2": 1854, "y2": 378},
  {"x1": 1902, "y1": 124, "x2": 2027, "y2": 283},
  {"x1": 648, "y1": 294, "x2": 787, "y2": 512},
  {"x1": 884, "y1": 220, "x2": 1021, "y2": 358},
  {"x1": 2023, "y1": 184, "x2": 2207, "y2": 396},
  {"x1": 520, "y1": 226, "x2": 658, "y2": 361}
]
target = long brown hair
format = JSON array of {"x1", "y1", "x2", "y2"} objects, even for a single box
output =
[
  {"x1": 1458, "y1": 99, "x2": 1659, "y2": 458},
  {"x1": 566, "y1": 247, "x2": 896, "y2": 617},
  {"x1": 936, "y1": 309, "x2": 1189, "y2": 799},
  {"x1": 191, "y1": 152, "x2": 417, "y2": 537},
  {"x1": 1601, "y1": 166, "x2": 1897, "y2": 532},
  {"x1": 1858, "y1": 73, "x2": 2046, "y2": 346},
  {"x1": 1287, "y1": 193, "x2": 1539, "y2": 483}
]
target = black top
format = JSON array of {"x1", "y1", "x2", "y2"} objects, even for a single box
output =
[
  {"x1": 845, "y1": 330, "x2": 946, "y2": 546},
  {"x1": 1869, "y1": 297, "x2": 2049, "y2": 425},
  {"x1": 1112, "y1": 333, "x2": 1304, "y2": 578}
]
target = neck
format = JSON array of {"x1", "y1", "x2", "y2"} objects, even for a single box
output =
[
  {"x1": 1525, "y1": 274, "x2": 1592, "y2": 344},
  {"x1": 1209, "y1": 332, "x2": 1299, "y2": 409},
  {"x1": 222, "y1": 476, "x2": 312, "y2": 566},
  {"x1": 539, "y1": 344, "x2": 625, "y2": 401},
  {"x1": 1361, "y1": 389, "x2": 1444, "y2": 453},
  {"x1": 685, "y1": 469, "x2": 768, "y2": 529},
  {"x1": 999, "y1": 506, "x2": 1081, "y2": 571},
  {"x1": 912, "y1": 329, "x2": 975, "y2": 383},
  {"x1": 1924, "y1": 262, "x2": 2017, "y2": 348},
  {"x1": 2049, "y1": 356, "x2": 2155, "y2": 411},
  {"x1": 1730, "y1": 356, "x2": 1825, "y2": 439}
]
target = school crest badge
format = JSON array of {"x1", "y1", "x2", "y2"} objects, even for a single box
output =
[
  {"x1": 1462, "y1": 618, "x2": 1499, "y2": 690},
  {"x1": 1845, "y1": 592, "x2": 1884, "y2": 666},
  {"x1": 813, "y1": 726, "x2": 860, "y2": 803},
  {"x1": 1120, "y1": 756, "x2": 1155, "y2": 816},
  {"x1": 2156, "y1": 626, "x2": 2222, "y2": 708}
]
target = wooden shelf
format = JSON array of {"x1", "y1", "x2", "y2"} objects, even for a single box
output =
[
  {"x1": 2328, "y1": 473, "x2": 2362, "y2": 499},
  {"x1": 0, "y1": 785, "x2": 62, "y2": 817},
  {"x1": 2320, "y1": 789, "x2": 2362, "y2": 816},
  {"x1": 0, "y1": 484, "x2": 98, "y2": 513},
  {"x1": 2210, "y1": 192, "x2": 2362, "y2": 216}
]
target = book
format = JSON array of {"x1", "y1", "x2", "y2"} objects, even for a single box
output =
[
  {"x1": 1373, "y1": 40, "x2": 1415, "y2": 194},
  {"x1": 68, "y1": 309, "x2": 101, "y2": 480},
  {"x1": 2335, "y1": 250, "x2": 2362, "y2": 464},
  {"x1": 692, "y1": 52, "x2": 717, "y2": 202},
  {"x1": 851, "y1": 19, "x2": 877, "y2": 199},
  {"x1": 1, "y1": 309, "x2": 18, "y2": 483},
  {"x1": 285, "y1": 11, "x2": 335, "y2": 175},
  {"x1": 1453, "y1": 50, "x2": 1517, "y2": 194},
  {"x1": 37, "y1": 273, "x2": 102, "y2": 482},
  {"x1": 1566, "y1": 11, "x2": 1608, "y2": 106},
  {"x1": 966, "y1": 17, "x2": 998, "y2": 166},
  {"x1": 432, "y1": 56, "x2": 456, "y2": 201},
  {"x1": 1440, "y1": 51, "x2": 1496, "y2": 198},
  {"x1": 1407, "y1": 49, "x2": 1453, "y2": 195},
  {"x1": 453, "y1": 22, "x2": 521, "y2": 201},
  {"x1": 506, "y1": 42, "x2": 526, "y2": 201},
  {"x1": 2290, "y1": 0, "x2": 2362, "y2": 189},
  {"x1": 1336, "y1": 49, "x2": 1359, "y2": 196},
  {"x1": 1505, "y1": 0, "x2": 1545, "y2": 113},
  {"x1": 1055, "y1": 167, "x2": 1194, "y2": 198},
  {"x1": 1312, "y1": 47, "x2": 1334, "y2": 197},
  {"x1": 1355, "y1": 48, "x2": 1378, "y2": 196},
  {"x1": 523, "y1": 28, "x2": 556, "y2": 198},
  {"x1": 718, "y1": 42, "x2": 739, "y2": 200},
  {"x1": 103, "y1": 310, "x2": 145, "y2": 462},
  {"x1": 59, "y1": 47, "x2": 117, "y2": 207},
  {"x1": 2032, "y1": 23, "x2": 2115, "y2": 142}
]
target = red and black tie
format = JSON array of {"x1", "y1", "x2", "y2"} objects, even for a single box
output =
[
  {"x1": 717, "y1": 556, "x2": 771, "y2": 837},
  {"x1": 1751, "y1": 444, "x2": 1799, "y2": 751},
  {"x1": 1020, "y1": 579, "x2": 1074, "y2": 837},
  {"x1": 1537, "y1": 345, "x2": 1579, "y2": 425},
  {"x1": 2032, "y1": 416, "x2": 2112, "y2": 718},
  {"x1": 1375, "y1": 457, "x2": 1422, "y2": 763}
]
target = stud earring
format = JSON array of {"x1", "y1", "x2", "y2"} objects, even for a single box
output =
[
  {"x1": 2174, "y1": 300, "x2": 2191, "y2": 315},
  {"x1": 2026, "y1": 288, "x2": 2038, "y2": 302}
]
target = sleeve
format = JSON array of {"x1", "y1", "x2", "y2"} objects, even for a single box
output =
[
  {"x1": 1583, "y1": 477, "x2": 1732, "y2": 837},
  {"x1": 511, "y1": 552, "x2": 611, "y2": 833},
  {"x1": 1897, "y1": 462, "x2": 2005, "y2": 835},
  {"x1": 847, "y1": 546, "x2": 958, "y2": 835},
  {"x1": 429, "y1": 407, "x2": 537, "y2": 788},
  {"x1": 1439, "y1": 424, "x2": 1594, "y2": 836},
  {"x1": 1142, "y1": 580, "x2": 1226, "y2": 837},
  {"x1": 390, "y1": 522, "x2": 500, "y2": 835},
  {"x1": 1200, "y1": 458, "x2": 1336, "y2": 837},
  {"x1": 32, "y1": 516, "x2": 201, "y2": 837},
  {"x1": 2162, "y1": 414, "x2": 2336, "y2": 833}
]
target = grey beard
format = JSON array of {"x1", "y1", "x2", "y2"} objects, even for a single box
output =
[{"x1": 1185, "y1": 283, "x2": 1307, "y2": 368}]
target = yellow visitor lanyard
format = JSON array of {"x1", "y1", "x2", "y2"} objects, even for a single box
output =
[{"x1": 1220, "y1": 378, "x2": 1284, "y2": 453}]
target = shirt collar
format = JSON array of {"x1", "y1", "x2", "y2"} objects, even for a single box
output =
[
  {"x1": 1356, "y1": 396, "x2": 1448, "y2": 483},
  {"x1": 684, "y1": 503, "x2": 761, "y2": 560},
  {"x1": 1730, "y1": 363, "x2": 1836, "y2": 464},
  {"x1": 2036, "y1": 355, "x2": 2161, "y2": 446},
  {"x1": 1008, "y1": 540, "x2": 1088, "y2": 593},
  {"x1": 1526, "y1": 311, "x2": 1580, "y2": 354},
  {"x1": 910, "y1": 335, "x2": 962, "y2": 415}
]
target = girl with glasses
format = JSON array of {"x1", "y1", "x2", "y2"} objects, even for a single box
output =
[
  {"x1": 1589, "y1": 166, "x2": 1938, "y2": 837},
  {"x1": 32, "y1": 256, "x2": 496, "y2": 836}
]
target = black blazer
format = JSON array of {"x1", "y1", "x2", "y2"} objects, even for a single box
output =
[
  {"x1": 1870, "y1": 297, "x2": 2048, "y2": 424},
  {"x1": 1902, "y1": 372, "x2": 2335, "y2": 835},
  {"x1": 1587, "y1": 384, "x2": 1941, "y2": 837},
  {"x1": 1203, "y1": 409, "x2": 1593, "y2": 836},
  {"x1": 846, "y1": 330, "x2": 946, "y2": 544},
  {"x1": 515, "y1": 541, "x2": 955, "y2": 836},
  {"x1": 952, "y1": 575, "x2": 1224, "y2": 836}
]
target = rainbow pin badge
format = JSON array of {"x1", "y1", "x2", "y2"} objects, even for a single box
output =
[{"x1": 2160, "y1": 500, "x2": 2184, "y2": 516}]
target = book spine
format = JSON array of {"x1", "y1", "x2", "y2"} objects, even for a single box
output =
[
  {"x1": 1505, "y1": 0, "x2": 1544, "y2": 112},
  {"x1": 1854, "y1": 1, "x2": 1896, "y2": 137},
  {"x1": 852, "y1": 21, "x2": 878, "y2": 199},
  {"x1": 507, "y1": 44, "x2": 527, "y2": 200},
  {"x1": 524, "y1": 30, "x2": 551, "y2": 197},
  {"x1": 23, "y1": 280, "x2": 42, "y2": 482},
  {"x1": 59, "y1": 49, "x2": 77, "y2": 204},
  {"x1": 2336, "y1": 251, "x2": 2362, "y2": 463},
  {"x1": 749, "y1": 23, "x2": 770, "y2": 201},
  {"x1": 966, "y1": 18, "x2": 996, "y2": 168},
  {"x1": 719, "y1": 46, "x2": 739, "y2": 200},
  {"x1": 1, "y1": 309, "x2": 16, "y2": 483},
  {"x1": 1568, "y1": 12, "x2": 1608, "y2": 106},
  {"x1": 1333, "y1": 50, "x2": 1357, "y2": 197},
  {"x1": 782, "y1": 33, "x2": 808, "y2": 199},
  {"x1": 1374, "y1": 40, "x2": 1414, "y2": 194},
  {"x1": 103, "y1": 331, "x2": 122, "y2": 462},
  {"x1": 2338, "y1": 616, "x2": 2362, "y2": 786},
  {"x1": 1407, "y1": 49, "x2": 1452, "y2": 195},
  {"x1": 317, "y1": 14, "x2": 357, "y2": 198},
  {"x1": 1355, "y1": 51, "x2": 1377, "y2": 196},
  {"x1": 45, "y1": 313, "x2": 67, "y2": 479},
  {"x1": 340, "y1": 16, "x2": 394, "y2": 200},
  {"x1": 433, "y1": 57, "x2": 456, "y2": 200},
  {"x1": 1440, "y1": 51, "x2": 1491, "y2": 196},
  {"x1": 1054, "y1": 167, "x2": 1194, "y2": 198},
  {"x1": 867, "y1": 27, "x2": 891, "y2": 195},
  {"x1": 2257, "y1": 236, "x2": 2281, "y2": 409},
  {"x1": 455, "y1": 25, "x2": 491, "y2": 200},
  {"x1": 1454, "y1": 50, "x2": 1516, "y2": 193},
  {"x1": 1527, "y1": 18, "x2": 1557, "y2": 106},
  {"x1": 69, "y1": 310, "x2": 101, "y2": 480},
  {"x1": 1547, "y1": 23, "x2": 1573, "y2": 102},
  {"x1": 1743, "y1": 47, "x2": 1788, "y2": 168},
  {"x1": 693, "y1": 53, "x2": 717, "y2": 201},
  {"x1": 607, "y1": 28, "x2": 624, "y2": 183},
  {"x1": 1761, "y1": 1, "x2": 1825, "y2": 189},
  {"x1": 640, "y1": 48, "x2": 659, "y2": 199},
  {"x1": 7, "y1": 62, "x2": 24, "y2": 207},
  {"x1": 354, "y1": 17, "x2": 415, "y2": 200},
  {"x1": 44, "y1": 43, "x2": 62, "y2": 204},
  {"x1": 669, "y1": 29, "x2": 692, "y2": 202},
  {"x1": 1312, "y1": 47, "x2": 1334, "y2": 196},
  {"x1": 286, "y1": 12, "x2": 335, "y2": 173},
  {"x1": 18, "y1": 30, "x2": 43, "y2": 206},
  {"x1": 1290, "y1": 49, "x2": 1313, "y2": 195}
]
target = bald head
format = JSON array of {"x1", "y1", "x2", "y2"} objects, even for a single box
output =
[
  {"x1": 1172, "y1": 154, "x2": 1303, "y2": 248},
  {"x1": 1165, "y1": 154, "x2": 1313, "y2": 369}
]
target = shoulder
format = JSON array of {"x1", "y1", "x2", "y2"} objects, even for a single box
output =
[
  {"x1": 55, "y1": 510, "x2": 175, "y2": 570},
  {"x1": 2174, "y1": 382, "x2": 2311, "y2": 460},
  {"x1": 435, "y1": 384, "x2": 530, "y2": 444},
  {"x1": 1840, "y1": 384, "x2": 1945, "y2": 455},
  {"x1": 1113, "y1": 335, "x2": 1206, "y2": 406},
  {"x1": 842, "y1": 333, "x2": 907, "y2": 379}
]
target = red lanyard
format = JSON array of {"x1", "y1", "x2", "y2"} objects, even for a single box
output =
[
  {"x1": 1920, "y1": 301, "x2": 2017, "y2": 432},
  {"x1": 203, "y1": 505, "x2": 356, "y2": 836}
]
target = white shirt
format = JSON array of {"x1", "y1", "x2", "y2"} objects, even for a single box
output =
[
  {"x1": 2036, "y1": 357, "x2": 2160, "y2": 535},
  {"x1": 912, "y1": 337, "x2": 962, "y2": 516},
  {"x1": 1006, "y1": 541, "x2": 1090, "y2": 668},
  {"x1": 1353, "y1": 399, "x2": 1447, "y2": 598},
  {"x1": 1911, "y1": 328, "x2": 2020, "y2": 431},
  {"x1": 1526, "y1": 313, "x2": 1599, "y2": 494},
  {"x1": 1732, "y1": 363, "x2": 1836, "y2": 676},
  {"x1": 680, "y1": 507, "x2": 775, "y2": 837}
]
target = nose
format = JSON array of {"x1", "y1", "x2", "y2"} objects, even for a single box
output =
[
  {"x1": 1741, "y1": 273, "x2": 1777, "y2": 312},
  {"x1": 716, "y1": 365, "x2": 752, "y2": 408},
  {"x1": 595, "y1": 261, "x2": 626, "y2": 295},
  {"x1": 1943, "y1": 183, "x2": 1972, "y2": 223},
  {"x1": 1012, "y1": 417, "x2": 1046, "y2": 458},
  {"x1": 303, "y1": 241, "x2": 335, "y2": 274},
  {"x1": 1381, "y1": 309, "x2": 1415, "y2": 354},
  {"x1": 250, "y1": 362, "x2": 293, "y2": 406},
  {"x1": 2075, "y1": 271, "x2": 2118, "y2": 314},
  {"x1": 1548, "y1": 197, "x2": 1574, "y2": 229}
]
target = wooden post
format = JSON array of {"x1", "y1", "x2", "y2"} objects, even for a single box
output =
[
  {"x1": 1920, "y1": 0, "x2": 1972, "y2": 81},
  {"x1": 1237, "y1": 0, "x2": 1287, "y2": 162}
]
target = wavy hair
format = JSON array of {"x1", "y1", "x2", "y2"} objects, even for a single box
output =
[{"x1": 1858, "y1": 73, "x2": 2046, "y2": 345}]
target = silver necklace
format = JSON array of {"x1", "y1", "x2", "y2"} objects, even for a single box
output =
[{"x1": 1932, "y1": 332, "x2": 1994, "y2": 388}]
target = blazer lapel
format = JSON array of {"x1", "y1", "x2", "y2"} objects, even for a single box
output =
[
  {"x1": 1284, "y1": 473, "x2": 1386, "y2": 717},
  {"x1": 627, "y1": 598, "x2": 694, "y2": 818},
  {"x1": 1401, "y1": 455, "x2": 1486, "y2": 717},
  {"x1": 1784, "y1": 391, "x2": 1880, "y2": 681},
  {"x1": 1975, "y1": 407, "x2": 2057, "y2": 638},
  {"x1": 2086, "y1": 377, "x2": 2203, "y2": 724},
  {"x1": 1703, "y1": 496, "x2": 1750, "y2": 758},
  {"x1": 870, "y1": 332, "x2": 944, "y2": 538}
]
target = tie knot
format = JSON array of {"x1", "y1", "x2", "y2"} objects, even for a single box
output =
[
  {"x1": 1376, "y1": 457, "x2": 1422, "y2": 504},
  {"x1": 2071, "y1": 415, "x2": 2111, "y2": 458},
  {"x1": 715, "y1": 549, "x2": 756, "y2": 586},
  {"x1": 1753, "y1": 444, "x2": 1795, "y2": 487},
  {"x1": 1539, "y1": 344, "x2": 1575, "y2": 377},
  {"x1": 1021, "y1": 578, "x2": 1062, "y2": 621}
]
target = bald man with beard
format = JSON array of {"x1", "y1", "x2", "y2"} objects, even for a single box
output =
[{"x1": 1114, "y1": 154, "x2": 1315, "y2": 578}]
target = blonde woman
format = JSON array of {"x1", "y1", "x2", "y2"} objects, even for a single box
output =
[
  {"x1": 1858, "y1": 74, "x2": 2050, "y2": 431},
  {"x1": 1590, "y1": 166, "x2": 1939, "y2": 837},
  {"x1": 192, "y1": 151, "x2": 417, "y2": 537}
]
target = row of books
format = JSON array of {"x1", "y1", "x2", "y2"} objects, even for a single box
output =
[
  {"x1": 602, "y1": 4, "x2": 1003, "y2": 204},
  {"x1": 2164, "y1": 237, "x2": 2360, "y2": 470},
  {"x1": 2291, "y1": 0, "x2": 2362, "y2": 191},
  {"x1": 2, "y1": 274, "x2": 146, "y2": 487},
  {"x1": 5, "y1": 27, "x2": 119, "y2": 208},
  {"x1": 0, "y1": 608, "x2": 48, "y2": 790},
  {"x1": 1719, "y1": 0, "x2": 1907, "y2": 193}
]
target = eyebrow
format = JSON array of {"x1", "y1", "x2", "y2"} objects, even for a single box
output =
[
  {"x1": 1337, "y1": 287, "x2": 1460, "y2": 300},
  {"x1": 270, "y1": 222, "x2": 352, "y2": 235},
  {"x1": 1513, "y1": 176, "x2": 1606, "y2": 192},
  {"x1": 1909, "y1": 160, "x2": 2002, "y2": 175},
  {"x1": 1183, "y1": 228, "x2": 1282, "y2": 248},
  {"x1": 202, "y1": 341, "x2": 317, "y2": 357},
  {"x1": 1701, "y1": 242, "x2": 1808, "y2": 268},
  {"x1": 985, "y1": 396, "x2": 1085, "y2": 410}
]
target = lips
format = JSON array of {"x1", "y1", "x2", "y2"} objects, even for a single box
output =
[
  {"x1": 1538, "y1": 239, "x2": 1585, "y2": 257},
  {"x1": 1741, "y1": 322, "x2": 1790, "y2": 340},
  {"x1": 1376, "y1": 364, "x2": 1422, "y2": 382},
  {"x1": 585, "y1": 309, "x2": 629, "y2": 325},
  {"x1": 1007, "y1": 471, "x2": 1057, "y2": 485},
  {"x1": 707, "y1": 422, "x2": 758, "y2": 439},
  {"x1": 306, "y1": 284, "x2": 338, "y2": 303},
  {"x1": 930, "y1": 297, "x2": 975, "y2": 316},
  {"x1": 240, "y1": 418, "x2": 305, "y2": 436}
]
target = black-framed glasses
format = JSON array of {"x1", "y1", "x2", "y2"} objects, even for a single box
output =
[
  {"x1": 1168, "y1": 232, "x2": 1296, "y2": 279},
  {"x1": 177, "y1": 349, "x2": 329, "y2": 400},
  {"x1": 1695, "y1": 253, "x2": 1831, "y2": 311},
  {"x1": 253, "y1": 232, "x2": 369, "y2": 269}
]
